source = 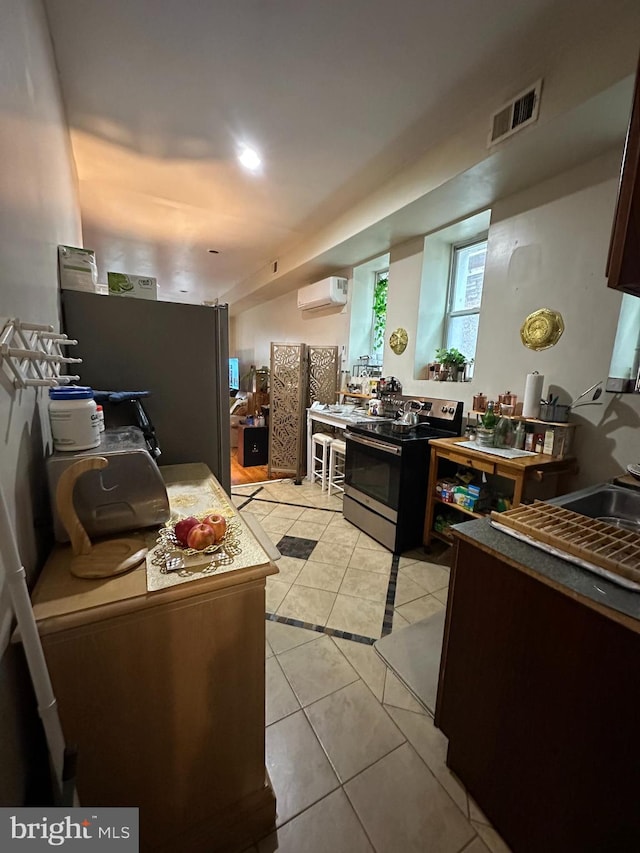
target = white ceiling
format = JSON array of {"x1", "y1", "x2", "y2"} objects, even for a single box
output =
[{"x1": 44, "y1": 0, "x2": 639, "y2": 308}]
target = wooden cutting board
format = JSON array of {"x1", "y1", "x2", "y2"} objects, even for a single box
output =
[{"x1": 55, "y1": 457, "x2": 147, "y2": 578}]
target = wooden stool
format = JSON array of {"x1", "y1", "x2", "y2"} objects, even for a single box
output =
[
  {"x1": 311, "y1": 433, "x2": 333, "y2": 490},
  {"x1": 328, "y1": 439, "x2": 346, "y2": 496}
]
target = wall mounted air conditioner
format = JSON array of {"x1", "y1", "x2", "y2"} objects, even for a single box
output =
[{"x1": 297, "y1": 276, "x2": 348, "y2": 311}]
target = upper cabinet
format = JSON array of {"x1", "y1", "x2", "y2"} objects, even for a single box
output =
[{"x1": 607, "y1": 56, "x2": 640, "y2": 296}]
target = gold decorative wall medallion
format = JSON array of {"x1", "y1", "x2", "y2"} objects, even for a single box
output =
[
  {"x1": 389, "y1": 327, "x2": 408, "y2": 355},
  {"x1": 520, "y1": 309, "x2": 565, "y2": 351}
]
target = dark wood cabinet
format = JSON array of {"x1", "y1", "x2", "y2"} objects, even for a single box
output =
[
  {"x1": 437, "y1": 535, "x2": 640, "y2": 852},
  {"x1": 607, "y1": 56, "x2": 640, "y2": 295}
]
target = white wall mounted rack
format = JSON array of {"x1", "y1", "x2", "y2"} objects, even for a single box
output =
[{"x1": 0, "y1": 318, "x2": 81, "y2": 389}]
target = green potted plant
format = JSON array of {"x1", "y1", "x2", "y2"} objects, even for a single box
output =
[
  {"x1": 372, "y1": 276, "x2": 388, "y2": 356},
  {"x1": 434, "y1": 347, "x2": 467, "y2": 381}
]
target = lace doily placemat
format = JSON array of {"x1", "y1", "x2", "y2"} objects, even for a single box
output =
[{"x1": 145, "y1": 469, "x2": 272, "y2": 591}]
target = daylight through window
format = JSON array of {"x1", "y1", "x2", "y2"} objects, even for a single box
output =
[
  {"x1": 444, "y1": 240, "x2": 487, "y2": 362},
  {"x1": 371, "y1": 270, "x2": 389, "y2": 361}
]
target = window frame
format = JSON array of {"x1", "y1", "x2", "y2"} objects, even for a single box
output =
[{"x1": 443, "y1": 236, "x2": 488, "y2": 359}]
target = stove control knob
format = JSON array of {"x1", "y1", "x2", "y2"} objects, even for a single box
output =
[
  {"x1": 448, "y1": 407, "x2": 455, "y2": 414},
  {"x1": 441, "y1": 406, "x2": 447, "y2": 412}
]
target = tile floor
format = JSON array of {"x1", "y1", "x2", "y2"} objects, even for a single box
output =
[
  {"x1": 231, "y1": 478, "x2": 451, "y2": 642},
  {"x1": 230, "y1": 478, "x2": 512, "y2": 852},
  {"x1": 255, "y1": 621, "x2": 511, "y2": 853}
]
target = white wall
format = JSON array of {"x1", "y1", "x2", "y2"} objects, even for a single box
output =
[
  {"x1": 383, "y1": 238, "x2": 425, "y2": 381},
  {"x1": 234, "y1": 146, "x2": 640, "y2": 490},
  {"x1": 349, "y1": 254, "x2": 389, "y2": 368},
  {"x1": 0, "y1": 0, "x2": 82, "y2": 804},
  {"x1": 231, "y1": 286, "x2": 351, "y2": 382},
  {"x1": 387, "y1": 148, "x2": 640, "y2": 488},
  {"x1": 474, "y1": 151, "x2": 639, "y2": 488}
]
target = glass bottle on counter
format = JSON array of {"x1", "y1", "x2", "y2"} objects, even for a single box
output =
[
  {"x1": 513, "y1": 420, "x2": 526, "y2": 450},
  {"x1": 494, "y1": 407, "x2": 514, "y2": 448},
  {"x1": 481, "y1": 401, "x2": 497, "y2": 429}
]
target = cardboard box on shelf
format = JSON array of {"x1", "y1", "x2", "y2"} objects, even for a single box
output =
[
  {"x1": 452, "y1": 485, "x2": 491, "y2": 513},
  {"x1": 436, "y1": 477, "x2": 457, "y2": 502},
  {"x1": 107, "y1": 272, "x2": 158, "y2": 300},
  {"x1": 543, "y1": 425, "x2": 573, "y2": 458},
  {"x1": 58, "y1": 245, "x2": 98, "y2": 292}
]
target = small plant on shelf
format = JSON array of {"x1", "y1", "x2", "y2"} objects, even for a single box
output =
[
  {"x1": 434, "y1": 347, "x2": 467, "y2": 367},
  {"x1": 434, "y1": 347, "x2": 467, "y2": 380}
]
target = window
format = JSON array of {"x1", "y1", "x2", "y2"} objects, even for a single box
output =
[
  {"x1": 371, "y1": 269, "x2": 389, "y2": 362},
  {"x1": 444, "y1": 239, "x2": 487, "y2": 362}
]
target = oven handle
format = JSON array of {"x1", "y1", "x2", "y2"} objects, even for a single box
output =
[{"x1": 345, "y1": 430, "x2": 402, "y2": 456}]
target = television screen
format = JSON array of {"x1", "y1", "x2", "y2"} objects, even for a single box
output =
[{"x1": 229, "y1": 357, "x2": 240, "y2": 391}]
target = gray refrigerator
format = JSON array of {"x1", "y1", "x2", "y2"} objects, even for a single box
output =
[{"x1": 61, "y1": 290, "x2": 231, "y2": 493}]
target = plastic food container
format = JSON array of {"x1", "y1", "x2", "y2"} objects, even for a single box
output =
[{"x1": 49, "y1": 386, "x2": 100, "y2": 451}]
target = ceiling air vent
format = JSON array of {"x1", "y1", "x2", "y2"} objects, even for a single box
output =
[{"x1": 488, "y1": 79, "x2": 542, "y2": 147}]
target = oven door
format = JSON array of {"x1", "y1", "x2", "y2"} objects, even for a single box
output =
[{"x1": 345, "y1": 430, "x2": 402, "y2": 514}]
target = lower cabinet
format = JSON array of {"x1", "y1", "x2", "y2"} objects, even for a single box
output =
[
  {"x1": 238, "y1": 425, "x2": 269, "y2": 467},
  {"x1": 35, "y1": 574, "x2": 276, "y2": 852},
  {"x1": 436, "y1": 536, "x2": 640, "y2": 852}
]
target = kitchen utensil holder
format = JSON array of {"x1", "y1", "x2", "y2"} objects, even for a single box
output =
[{"x1": 539, "y1": 404, "x2": 570, "y2": 422}]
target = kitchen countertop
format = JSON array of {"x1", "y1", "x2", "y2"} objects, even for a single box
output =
[
  {"x1": 27, "y1": 462, "x2": 277, "y2": 636},
  {"x1": 307, "y1": 405, "x2": 390, "y2": 427},
  {"x1": 306, "y1": 405, "x2": 390, "y2": 481},
  {"x1": 452, "y1": 517, "x2": 640, "y2": 632}
]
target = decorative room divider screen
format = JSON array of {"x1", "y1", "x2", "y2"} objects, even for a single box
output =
[{"x1": 268, "y1": 343, "x2": 339, "y2": 481}]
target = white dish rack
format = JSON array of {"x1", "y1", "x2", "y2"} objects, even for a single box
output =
[{"x1": 0, "y1": 317, "x2": 82, "y2": 388}]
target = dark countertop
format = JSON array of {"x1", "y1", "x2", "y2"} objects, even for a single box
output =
[{"x1": 452, "y1": 517, "x2": 640, "y2": 631}]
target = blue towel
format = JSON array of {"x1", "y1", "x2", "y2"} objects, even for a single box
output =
[{"x1": 93, "y1": 390, "x2": 150, "y2": 403}]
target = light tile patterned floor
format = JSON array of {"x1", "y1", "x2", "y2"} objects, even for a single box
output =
[
  {"x1": 232, "y1": 479, "x2": 512, "y2": 852},
  {"x1": 231, "y1": 478, "x2": 451, "y2": 642},
  {"x1": 254, "y1": 621, "x2": 512, "y2": 853}
]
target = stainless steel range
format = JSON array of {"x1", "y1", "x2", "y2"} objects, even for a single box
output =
[{"x1": 343, "y1": 396, "x2": 463, "y2": 554}]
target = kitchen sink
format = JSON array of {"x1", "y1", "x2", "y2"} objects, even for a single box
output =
[{"x1": 549, "y1": 483, "x2": 640, "y2": 527}]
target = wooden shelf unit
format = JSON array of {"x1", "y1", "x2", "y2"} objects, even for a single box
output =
[
  {"x1": 432, "y1": 493, "x2": 484, "y2": 519},
  {"x1": 338, "y1": 389, "x2": 373, "y2": 403},
  {"x1": 468, "y1": 412, "x2": 576, "y2": 458},
  {"x1": 424, "y1": 436, "x2": 576, "y2": 548},
  {"x1": 470, "y1": 410, "x2": 568, "y2": 424}
]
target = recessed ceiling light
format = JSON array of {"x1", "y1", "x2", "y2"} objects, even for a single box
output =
[{"x1": 238, "y1": 145, "x2": 261, "y2": 172}]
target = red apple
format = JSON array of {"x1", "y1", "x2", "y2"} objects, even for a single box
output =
[
  {"x1": 202, "y1": 513, "x2": 227, "y2": 543},
  {"x1": 186, "y1": 523, "x2": 218, "y2": 550},
  {"x1": 174, "y1": 516, "x2": 200, "y2": 546}
]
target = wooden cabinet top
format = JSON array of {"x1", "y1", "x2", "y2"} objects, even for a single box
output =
[
  {"x1": 428, "y1": 436, "x2": 574, "y2": 474},
  {"x1": 28, "y1": 463, "x2": 277, "y2": 636}
]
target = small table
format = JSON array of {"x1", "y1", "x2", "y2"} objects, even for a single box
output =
[{"x1": 424, "y1": 436, "x2": 577, "y2": 547}]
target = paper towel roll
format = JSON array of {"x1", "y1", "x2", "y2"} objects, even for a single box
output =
[{"x1": 522, "y1": 372, "x2": 544, "y2": 418}]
